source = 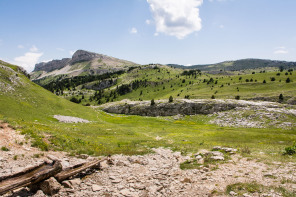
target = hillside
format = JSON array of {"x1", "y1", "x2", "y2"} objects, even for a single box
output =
[
  {"x1": 1, "y1": 60, "x2": 296, "y2": 196},
  {"x1": 169, "y1": 58, "x2": 296, "y2": 71},
  {"x1": 0, "y1": 59, "x2": 295, "y2": 155},
  {"x1": 36, "y1": 62, "x2": 296, "y2": 107},
  {"x1": 30, "y1": 50, "x2": 139, "y2": 84},
  {"x1": 0, "y1": 60, "x2": 98, "y2": 123}
]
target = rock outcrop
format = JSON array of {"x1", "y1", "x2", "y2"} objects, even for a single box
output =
[
  {"x1": 34, "y1": 58, "x2": 71, "y2": 72},
  {"x1": 101, "y1": 99, "x2": 242, "y2": 116},
  {"x1": 70, "y1": 50, "x2": 101, "y2": 65},
  {"x1": 31, "y1": 50, "x2": 139, "y2": 80}
]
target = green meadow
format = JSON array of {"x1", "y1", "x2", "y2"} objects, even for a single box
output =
[
  {"x1": 57, "y1": 65, "x2": 296, "y2": 106},
  {"x1": 0, "y1": 61, "x2": 296, "y2": 163}
]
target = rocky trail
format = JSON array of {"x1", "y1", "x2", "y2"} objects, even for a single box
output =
[{"x1": 0, "y1": 122, "x2": 296, "y2": 197}]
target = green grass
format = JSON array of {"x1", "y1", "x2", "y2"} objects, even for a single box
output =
[
  {"x1": 35, "y1": 64, "x2": 296, "y2": 106},
  {"x1": 114, "y1": 67, "x2": 296, "y2": 101},
  {"x1": 226, "y1": 182, "x2": 296, "y2": 197},
  {"x1": 1, "y1": 146, "x2": 10, "y2": 151},
  {"x1": 73, "y1": 65, "x2": 296, "y2": 105},
  {"x1": 0, "y1": 61, "x2": 296, "y2": 162}
]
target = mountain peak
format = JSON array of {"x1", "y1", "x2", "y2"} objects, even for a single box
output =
[
  {"x1": 71, "y1": 50, "x2": 101, "y2": 65},
  {"x1": 30, "y1": 50, "x2": 139, "y2": 80}
]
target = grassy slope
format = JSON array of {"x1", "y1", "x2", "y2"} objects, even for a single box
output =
[
  {"x1": 0, "y1": 61, "x2": 295, "y2": 162},
  {"x1": 109, "y1": 66, "x2": 296, "y2": 102}
]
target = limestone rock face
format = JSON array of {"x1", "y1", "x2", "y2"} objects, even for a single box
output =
[
  {"x1": 287, "y1": 97, "x2": 296, "y2": 105},
  {"x1": 102, "y1": 99, "x2": 240, "y2": 117},
  {"x1": 70, "y1": 50, "x2": 101, "y2": 65},
  {"x1": 30, "y1": 50, "x2": 139, "y2": 80},
  {"x1": 34, "y1": 58, "x2": 71, "y2": 72}
]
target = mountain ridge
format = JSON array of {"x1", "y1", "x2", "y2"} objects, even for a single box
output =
[
  {"x1": 168, "y1": 58, "x2": 296, "y2": 71},
  {"x1": 31, "y1": 49, "x2": 139, "y2": 80}
]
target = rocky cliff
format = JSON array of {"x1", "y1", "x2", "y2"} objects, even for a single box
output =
[
  {"x1": 101, "y1": 99, "x2": 243, "y2": 116},
  {"x1": 34, "y1": 58, "x2": 71, "y2": 72},
  {"x1": 70, "y1": 50, "x2": 100, "y2": 65},
  {"x1": 31, "y1": 50, "x2": 139, "y2": 80}
]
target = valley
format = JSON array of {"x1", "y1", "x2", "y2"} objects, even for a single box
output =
[{"x1": 1, "y1": 54, "x2": 296, "y2": 196}]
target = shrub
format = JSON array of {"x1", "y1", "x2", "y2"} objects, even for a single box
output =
[
  {"x1": 1, "y1": 146, "x2": 9, "y2": 151},
  {"x1": 270, "y1": 77, "x2": 275, "y2": 81},
  {"x1": 286, "y1": 78, "x2": 291, "y2": 83},
  {"x1": 235, "y1": 95, "x2": 240, "y2": 100},
  {"x1": 211, "y1": 95, "x2": 215, "y2": 99},
  {"x1": 169, "y1": 96, "x2": 173, "y2": 103},
  {"x1": 279, "y1": 94, "x2": 284, "y2": 101},
  {"x1": 284, "y1": 143, "x2": 296, "y2": 155},
  {"x1": 70, "y1": 97, "x2": 81, "y2": 103},
  {"x1": 241, "y1": 146, "x2": 251, "y2": 154},
  {"x1": 263, "y1": 80, "x2": 266, "y2": 83},
  {"x1": 151, "y1": 99, "x2": 155, "y2": 106}
]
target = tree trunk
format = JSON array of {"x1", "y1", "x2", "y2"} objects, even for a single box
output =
[
  {"x1": 0, "y1": 160, "x2": 62, "y2": 195},
  {"x1": 54, "y1": 159, "x2": 105, "y2": 182}
]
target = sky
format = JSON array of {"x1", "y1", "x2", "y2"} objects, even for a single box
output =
[{"x1": 0, "y1": 0, "x2": 296, "y2": 72}]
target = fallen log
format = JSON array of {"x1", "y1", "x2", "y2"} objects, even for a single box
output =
[
  {"x1": 55, "y1": 158, "x2": 107, "y2": 182},
  {"x1": 0, "y1": 160, "x2": 62, "y2": 196}
]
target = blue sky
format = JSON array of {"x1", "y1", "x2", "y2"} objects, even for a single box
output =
[{"x1": 0, "y1": 0, "x2": 295, "y2": 72}]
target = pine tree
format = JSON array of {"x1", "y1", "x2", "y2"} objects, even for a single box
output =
[{"x1": 151, "y1": 99, "x2": 155, "y2": 106}]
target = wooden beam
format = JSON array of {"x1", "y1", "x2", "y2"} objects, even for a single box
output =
[{"x1": 0, "y1": 161, "x2": 62, "y2": 195}]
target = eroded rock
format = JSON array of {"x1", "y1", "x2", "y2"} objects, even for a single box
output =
[{"x1": 40, "y1": 177, "x2": 61, "y2": 196}]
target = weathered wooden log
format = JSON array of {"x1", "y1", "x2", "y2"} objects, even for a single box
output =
[
  {"x1": 0, "y1": 160, "x2": 62, "y2": 195},
  {"x1": 54, "y1": 158, "x2": 106, "y2": 182}
]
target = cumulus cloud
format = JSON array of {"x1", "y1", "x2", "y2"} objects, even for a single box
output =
[
  {"x1": 274, "y1": 47, "x2": 289, "y2": 54},
  {"x1": 146, "y1": 19, "x2": 151, "y2": 25},
  {"x1": 147, "y1": 0, "x2": 203, "y2": 39},
  {"x1": 17, "y1": 45, "x2": 24, "y2": 49},
  {"x1": 14, "y1": 46, "x2": 43, "y2": 72},
  {"x1": 130, "y1": 27, "x2": 138, "y2": 34}
]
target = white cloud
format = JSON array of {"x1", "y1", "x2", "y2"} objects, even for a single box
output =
[
  {"x1": 147, "y1": 0, "x2": 203, "y2": 39},
  {"x1": 146, "y1": 19, "x2": 151, "y2": 25},
  {"x1": 30, "y1": 45, "x2": 38, "y2": 52},
  {"x1": 130, "y1": 27, "x2": 138, "y2": 34},
  {"x1": 219, "y1": 24, "x2": 224, "y2": 29},
  {"x1": 14, "y1": 51, "x2": 43, "y2": 72},
  {"x1": 274, "y1": 47, "x2": 289, "y2": 54},
  {"x1": 56, "y1": 48, "x2": 65, "y2": 51},
  {"x1": 69, "y1": 50, "x2": 75, "y2": 56},
  {"x1": 17, "y1": 45, "x2": 24, "y2": 49}
]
